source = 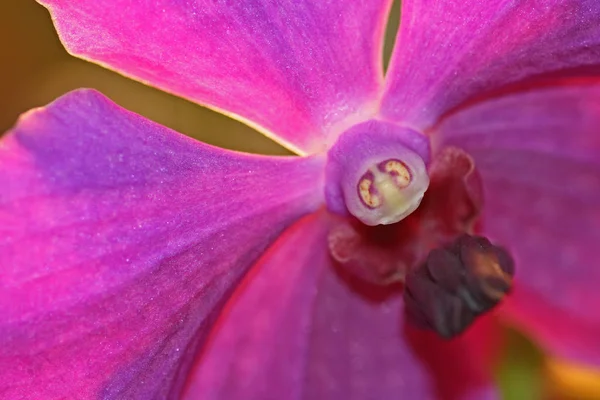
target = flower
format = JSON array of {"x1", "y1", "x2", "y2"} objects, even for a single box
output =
[{"x1": 1, "y1": 0, "x2": 599, "y2": 399}]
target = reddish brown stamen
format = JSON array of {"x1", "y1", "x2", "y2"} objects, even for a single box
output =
[{"x1": 404, "y1": 234, "x2": 515, "y2": 338}]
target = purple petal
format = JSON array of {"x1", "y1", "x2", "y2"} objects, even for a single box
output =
[
  {"x1": 433, "y1": 83, "x2": 600, "y2": 366},
  {"x1": 184, "y1": 211, "x2": 499, "y2": 400},
  {"x1": 381, "y1": 0, "x2": 600, "y2": 129},
  {"x1": 37, "y1": 0, "x2": 390, "y2": 154},
  {"x1": 0, "y1": 89, "x2": 325, "y2": 399}
]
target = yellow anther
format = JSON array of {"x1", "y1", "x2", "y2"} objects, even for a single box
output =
[
  {"x1": 384, "y1": 160, "x2": 411, "y2": 188},
  {"x1": 358, "y1": 177, "x2": 382, "y2": 208},
  {"x1": 351, "y1": 154, "x2": 428, "y2": 226}
]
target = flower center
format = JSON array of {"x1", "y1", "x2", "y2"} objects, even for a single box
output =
[
  {"x1": 324, "y1": 124, "x2": 515, "y2": 338},
  {"x1": 325, "y1": 120, "x2": 430, "y2": 226}
]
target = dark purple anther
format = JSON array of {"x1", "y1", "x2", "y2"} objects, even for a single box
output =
[{"x1": 404, "y1": 234, "x2": 515, "y2": 339}]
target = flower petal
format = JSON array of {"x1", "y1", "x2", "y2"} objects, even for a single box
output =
[
  {"x1": 433, "y1": 83, "x2": 600, "y2": 366},
  {"x1": 0, "y1": 89, "x2": 325, "y2": 399},
  {"x1": 184, "y1": 211, "x2": 499, "y2": 400},
  {"x1": 381, "y1": 0, "x2": 600, "y2": 129},
  {"x1": 37, "y1": 0, "x2": 391, "y2": 154}
]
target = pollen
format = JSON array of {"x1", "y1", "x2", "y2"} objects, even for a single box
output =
[
  {"x1": 353, "y1": 157, "x2": 426, "y2": 225},
  {"x1": 381, "y1": 159, "x2": 411, "y2": 188},
  {"x1": 358, "y1": 176, "x2": 382, "y2": 208}
]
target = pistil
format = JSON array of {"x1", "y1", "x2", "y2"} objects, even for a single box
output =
[{"x1": 325, "y1": 120, "x2": 431, "y2": 226}]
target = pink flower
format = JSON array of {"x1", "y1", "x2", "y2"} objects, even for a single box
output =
[{"x1": 1, "y1": 1, "x2": 599, "y2": 399}]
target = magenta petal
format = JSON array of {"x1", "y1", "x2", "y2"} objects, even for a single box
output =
[
  {"x1": 0, "y1": 89, "x2": 325, "y2": 399},
  {"x1": 38, "y1": 0, "x2": 390, "y2": 154},
  {"x1": 381, "y1": 0, "x2": 600, "y2": 129},
  {"x1": 184, "y1": 212, "x2": 499, "y2": 400},
  {"x1": 433, "y1": 83, "x2": 600, "y2": 366}
]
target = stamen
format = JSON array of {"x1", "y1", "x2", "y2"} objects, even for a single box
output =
[
  {"x1": 356, "y1": 150, "x2": 428, "y2": 226},
  {"x1": 355, "y1": 157, "x2": 426, "y2": 225},
  {"x1": 404, "y1": 234, "x2": 515, "y2": 339},
  {"x1": 357, "y1": 172, "x2": 382, "y2": 208},
  {"x1": 380, "y1": 159, "x2": 411, "y2": 188},
  {"x1": 325, "y1": 120, "x2": 431, "y2": 226}
]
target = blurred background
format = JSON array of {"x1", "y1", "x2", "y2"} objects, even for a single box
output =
[
  {"x1": 0, "y1": 0, "x2": 289, "y2": 155},
  {"x1": 1, "y1": 1, "x2": 598, "y2": 399}
]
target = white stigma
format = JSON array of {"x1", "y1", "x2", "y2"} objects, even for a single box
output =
[{"x1": 354, "y1": 156, "x2": 429, "y2": 226}]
